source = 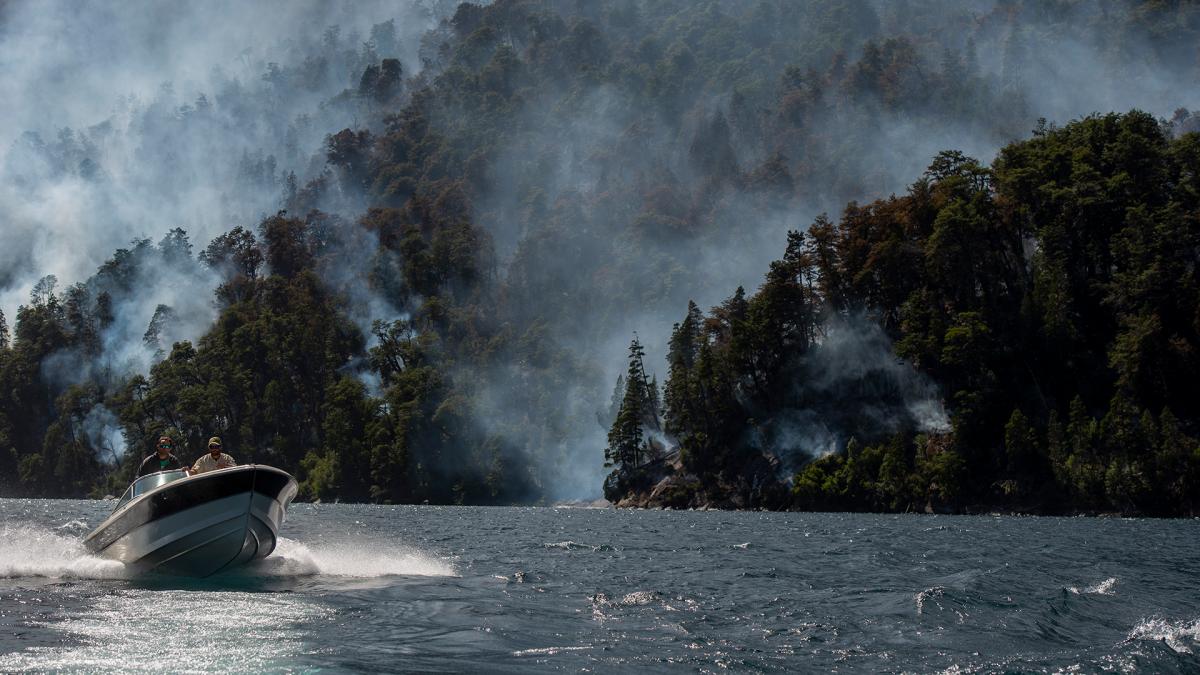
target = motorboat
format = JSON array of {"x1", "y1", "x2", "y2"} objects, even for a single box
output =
[{"x1": 83, "y1": 464, "x2": 298, "y2": 577}]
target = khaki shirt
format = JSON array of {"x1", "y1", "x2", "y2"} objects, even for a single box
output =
[{"x1": 191, "y1": 452, "x2": 236, "y2": 474}]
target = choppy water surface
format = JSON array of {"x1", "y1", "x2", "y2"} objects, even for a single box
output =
[{"x1": 1, "y1": 500, "x2": 1198, "y2": 673}]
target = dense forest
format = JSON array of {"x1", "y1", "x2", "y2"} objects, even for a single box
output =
[
  {"x1": 1, "y1": 0, "x2": 1199, "y2": 514},
  {"x1": 605, "y1": 114, "x2": 1200, "y2": 515}
]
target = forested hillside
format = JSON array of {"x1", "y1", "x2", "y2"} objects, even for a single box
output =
[
  {"x1": 1, "y1": 0, "x2": 1198, "y2": 512},
  {"x1": 605, "y1": 113, "x2": 1200, "y2": 515}
]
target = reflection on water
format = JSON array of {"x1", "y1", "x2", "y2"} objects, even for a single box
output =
[
  {"x1": 1, "y1": 499, "x2": 1199, "y2": 672},
  {"x1": 0, "y1": 590, "x2": 331, "y2": 673}
]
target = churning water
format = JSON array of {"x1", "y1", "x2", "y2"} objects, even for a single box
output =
[{"x1": 1, "y1": 499, "x2": 1197, "y2": 673}]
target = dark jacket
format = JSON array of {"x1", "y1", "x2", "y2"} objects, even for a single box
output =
[{"x1": 137, "y1": 452, "x2": 184, "y2": 478}]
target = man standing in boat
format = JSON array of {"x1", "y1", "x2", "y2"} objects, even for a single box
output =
[
  {"x1": 191, "y1": 436, "x2": 237, "y2": 474},
  {"x1": 136, "y1": 435, "x2": 186, "y2": 477}
]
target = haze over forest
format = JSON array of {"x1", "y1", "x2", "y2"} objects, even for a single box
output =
[{"x1": 1, "y1": 0, "x2": 1198, "y2": 513}]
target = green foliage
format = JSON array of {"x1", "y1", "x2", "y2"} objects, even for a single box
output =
[
  {"x1": 624, "y1": 111, "x2": 1200, "y2": 515},
  {"x1": 1003, "y1": 409, "x2": 1041, "y2": 481},
  {"x1": 603, "y1": 336, "x2": 663, "y2": 501}
]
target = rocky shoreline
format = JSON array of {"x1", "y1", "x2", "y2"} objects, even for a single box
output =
[{"x1": 608, "y1": 473, "x2": 1182, "y2": 517}]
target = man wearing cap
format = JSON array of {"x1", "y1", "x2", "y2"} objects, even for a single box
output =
[
  {"x1": 191, "y1": 436, "x2": 237, "y2": 474},
  {"x1": 137, "y1": 435, "x2": 185, "y2": 477}
]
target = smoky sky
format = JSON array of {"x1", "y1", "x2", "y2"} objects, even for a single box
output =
[
  {"x1": 0, "y1": 0, "x2": 457, "y2": 469},
  {"x1": 0, "y1": 0, "x2": 449, "y2": 329}
]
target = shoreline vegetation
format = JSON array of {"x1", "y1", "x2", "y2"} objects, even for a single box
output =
[
  {"x1": 64, "y1": 485, "x2": 1199, "y2": 521},
  {"x1": 73, "y1": 489, "x2": 1189, "y2": 520},
  {"x1": 1, "y1": 1, "x2": 1199, "y2": 518},
  {"x1": 73, "y1": 493, "x2": 1196, "y2": 520}
]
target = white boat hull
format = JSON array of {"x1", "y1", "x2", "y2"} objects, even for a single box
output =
[{"x1": 84, "y1": 465, "x2": 298, "y2": 577}]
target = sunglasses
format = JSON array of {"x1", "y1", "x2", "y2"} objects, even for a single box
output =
[
  {"x1": 209, "y1": 445, "x2": 222, "y2": 450},
  {"x1": 158, "y1": 444, "x2": 173, "y2": 449}
]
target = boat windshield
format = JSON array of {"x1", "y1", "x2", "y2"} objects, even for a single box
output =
[{"x1": 114, "y1": 469, "x2": 189, "y2": 511}]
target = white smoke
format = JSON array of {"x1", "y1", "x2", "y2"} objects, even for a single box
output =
[
  {"x1": 0, "y1": 0, "x2": 449, "y2": 341},
  {"x1": 81, "y1": 404, "x2": 127, "y2": 464}
]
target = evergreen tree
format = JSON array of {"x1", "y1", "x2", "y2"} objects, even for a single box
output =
[
  {"x1": 606, "y1": 336, "x2": 652, "y2": 471},
  {"x1": 664, "y1": 301, "x2": 703, "y2": 439}
]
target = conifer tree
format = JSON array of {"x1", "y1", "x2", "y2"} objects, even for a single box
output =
[
  {"x1": 606, "y1": 336, "x2": 652, "y2": 470},
  {"x1": 665, "y1": 301, "x2": 703, "y2": 439}
]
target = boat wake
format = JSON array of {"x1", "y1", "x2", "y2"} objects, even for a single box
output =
[
  {"x1": 0, "y1": 525, "x2": 453, "y2": 580},
  {"x1": 247, "y1": 538, "x2": 456, "y2": 577},
  {"x1": 0, "y1": 524, "x2": 129, "y2": 580}
]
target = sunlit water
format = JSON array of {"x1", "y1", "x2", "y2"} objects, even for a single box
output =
[{"x1": 1, "y1": 500, "x2": 1198, "y2": 673}]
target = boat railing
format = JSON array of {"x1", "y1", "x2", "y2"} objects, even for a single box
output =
[{"x1": 115, "y1": 469, "x2": 189, "y2": 511}]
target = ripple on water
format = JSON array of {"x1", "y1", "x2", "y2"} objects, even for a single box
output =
[
  {"x1": 3, "y1": 501, "x2": 1199, "y2": 672},
  {"x1": 0, "y1": 590, "x2": 335, "y2": 673}
]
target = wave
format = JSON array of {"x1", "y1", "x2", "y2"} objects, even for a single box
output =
[
  {"x1": 1067, "y1": 577, "x2": 1118, "y2": 595},
  {"x1": 914, "y1": 585, "x2": 974, "y2": 625},
  {"x1": 0, "y1": 524, "x2": 128, "y2": 580},
  {"x1": 1127, "y1": 617, "x2": 1200, "y2": 654},
  {"x1": 914, "y1": 586, "x2": 945, "y2": 615},
  {"x1": 543, "y1": 541, "x2": 617, "y2": 552},
  {"x1": 512, "y1": 645, "x2": 593, "y2": 657},
  {"x1": 493, "y1": 570, "x2": 528, "y2": 584}
]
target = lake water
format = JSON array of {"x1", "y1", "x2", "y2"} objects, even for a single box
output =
[{"x1": 0, "y1": 499, "x2": 1198, "y2": 673}]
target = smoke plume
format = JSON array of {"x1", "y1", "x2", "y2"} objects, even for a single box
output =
[
  {"x1": 0, "y1": 0, "x2": 449, "y2": 350},
  {"x1": 451, "y1": 0, "x2": 1200, "y2": 497}
]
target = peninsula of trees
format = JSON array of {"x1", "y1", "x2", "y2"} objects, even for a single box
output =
[{"x1": 604, "y1": 113, "x2": 1200, "y2": 516}]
